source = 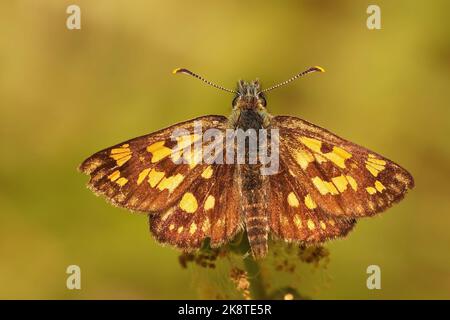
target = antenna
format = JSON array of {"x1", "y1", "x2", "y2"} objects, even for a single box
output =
[
  {"x1": 259, "y1": 66, "x2": 325, "y2": 93},
  {"x1": 172, "y1": 68, "x2": 237, "y2": 94}
]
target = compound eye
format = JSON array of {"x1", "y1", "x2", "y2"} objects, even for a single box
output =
[
  {"x1": 259, "y1": 94, "x2": 267, "y2": 107},
  {"x1": 261, "y1": 97, "x2": 267, "y2": 107}
]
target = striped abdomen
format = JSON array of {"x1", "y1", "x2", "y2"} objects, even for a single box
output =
[{"x1": 239, "y1": 163, "x2": 269, "y2": 259}]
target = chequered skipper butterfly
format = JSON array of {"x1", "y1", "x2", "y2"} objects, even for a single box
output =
[{"x1": 79, "y1": 67, "x2": 414, "y2": 259}]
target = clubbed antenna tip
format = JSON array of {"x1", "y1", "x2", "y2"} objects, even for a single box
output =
[
  {"x1": 172, "y1": 67, "x2": 237, "y2": 94},
  {"x1": 313, "y1": 66, "x2": 326, "y2": 72},
  {"x1": 260, "y1": 66, "x2": 326, "y2": 93},
  {"x1": 172, "y1": 67, "x2": 188, "y2": 75}
]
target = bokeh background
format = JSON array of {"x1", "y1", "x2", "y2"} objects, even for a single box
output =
[{"x1": 1, "y1": 0, "x2": 449, "y2": 299}]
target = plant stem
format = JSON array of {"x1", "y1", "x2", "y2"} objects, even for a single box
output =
[{"x1": 243, "y1": 256, "x2": 267, "y2": 299}]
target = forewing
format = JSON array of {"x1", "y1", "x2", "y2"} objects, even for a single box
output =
[
  {"x1": 274, "y1": 116, "x2": 414, "y2": 217},
  {"x1": 149, "y1": 164, "x2": 242, "y2": 250},
  {"x1": 79, "y1": 115, "x2": 228, "y2": 212}
]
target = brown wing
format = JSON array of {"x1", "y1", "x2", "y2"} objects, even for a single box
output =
[
  {"x1": 79, "y1": 115, "x2": 228, "y2": 212},
  {"x1": 273, "y1": 116, "x2": 414, "y2": 218},
  {"x1": 268, "y1": 160, "x2": 356, "y2": 243},
  {"x1": 149, "y1": 164, "x2": 242, "y2": 250}
]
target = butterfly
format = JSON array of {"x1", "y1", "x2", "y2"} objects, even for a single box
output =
[{"x1": 79, "y1": 67, "x2": 414, "y2": 259}]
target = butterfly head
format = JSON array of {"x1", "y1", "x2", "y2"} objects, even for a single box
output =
[{"x1": 232, "y1": 80, "x2": 267, "y2": 110}]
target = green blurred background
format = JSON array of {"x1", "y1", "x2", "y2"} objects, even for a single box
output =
[{"x1": 1, "y1": 0, "x2": 449, "y2": 299}]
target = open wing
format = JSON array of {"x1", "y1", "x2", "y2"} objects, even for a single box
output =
[
  {"x1": 79, "y1": 115, "x2": 228, "y2": 212},
  {"x1": 149, "y1": 164, "x2": 242, "y2": 250},
  {"x1": 273, "y1": 116, "x2": 414, "y2": 218}
]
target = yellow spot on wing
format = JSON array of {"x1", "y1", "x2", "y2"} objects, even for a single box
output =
[
  {"x1": 177, "y1": 226, "x2": 184, "y2": 233},
  {"x1": 204, "y1": 195, "x2": 215, "y2": 210},
  {"x1": 320, "y1": 221, "x2": 327, "y2": 230},
  {"x1": 312, "y1": 177, "x2": 328, "y2": 195},
  {"x1": 332, "y1": 146, "x2": 352, "y2": 159},
  {"x1": 110, "y1": 144, "x2": 129, "y2": 154},
  {"x1": 346, "y1": 175, "x2": 358, "y2": 191},
  {"x1": 312, "y1": 177, "x2": 339, "y2": 195},
  {"x1": 298, "y1": 137, "x2": 351, "y2": 169},
  {"x1": 189, "y1": 223, "x2": 197, "y2": 235},
  {"x1": 324, "y1": 146, "x2": 352, "y2": 168},
  {"x1": 169, "y1": 224, "x2": 175, "y2": 231},
  {"x1": 147, "y1": 141, "x2": 165, "y2": 153},
  {"x1": 179, "y1": 192, "x2": 198, "y2": 213},
  {"x1": 116, "y1": 155, "x2": 131, "y2": 167},
  {"x1": 366, "y1": 164, "x2": 380, "y2": 177},
  {"x1": 307, "y1": 219, "x2": 316, "y2": 230},
  {"x1": 110, "y1": 145, "x2": 132, "y2": 166},
  {"x1": 157, "y1": 173, "x2": 184, "y2": 193},
  {"x1": 368, "y1": 154, "x2": 386, "y2": 164},
  {"x1": 366, "y1": 187, "x2": 377, "y2": 195},
  {"x1": 137, "y1": 168, "x2": 150, "y2": 185},
  {"x1": 365, "y1": 155, "x2": 386, "y2": 177},
  {"x1": 147, "y1": 141, "x2": 172, "y2": 163},
  {"x1": 299, "y1": 136, "x2": 322, "y2": 153},
  {"x1": 108, "y1": 170, "x2": 121, "y2": 182},
  {"x1": 314, "y1": 153, "x2": 327, "y2": 164},
  {"x1": 331, "y1": 175, "x2": 348, "y2": 193},
  {"x1": 369, "y1": 158, "x2": 386, "y2": 165},
  {"x1": 304, "y1": 194, "x2": 317, "y2": 209},
  {"x1": 148, "y1": 168, "x2": 165, "y2": 188},
  {"x1": 367, "y1": 163, "x2": 385, "y2": 171},
  {"x1": 116, "y1": 177, "x2": 128, "y2": 187},
  {"x1": 375, "y1": 180, "x2": 386, "y2": 192},
  {"x1": 287, "y1": 192, "x2": 300, "y2": 207},
  {"x1": 294, "y1": 149, "x2": 315, "y2": 170},
  {"x1": 201, "y1": 166, "x2": 213, "y2": 179}
]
